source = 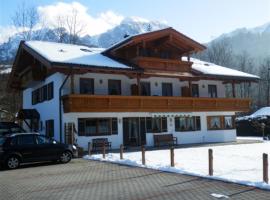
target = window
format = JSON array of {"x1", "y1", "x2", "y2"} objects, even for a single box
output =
[
  {"x1": 175, "y1": 116, "x2": 201, "y2": 132},
  {"x1": 140, "y1": 82, "x2": 151, "y2": 96},
  {"x1": 45, "y1": 120, "x2": 54, "y2": 138},
  {"x1": 78, "y1": 118, "x2": 118, "y2": 136},
  {"x1": 208, "y1": 85, "x2": 217, "y2": 98},
  {"x1": 80, "y1": 78, "x2": 94, "y2": 94},
  {"x1": 17, "y1": 135, "x2": 36, "y2": 145},
  {"x1": 108, "y1": 80, "x2": 121, "y2": 95},
  {"x1": 192, "y1": 84, "x2": 199, "y2": 97},
  {"x1": 207, "y1": 116, "x2": 235, "y2": 130},
  {"x1": 31, "y1": 82, "x2": 54, "y2": 105},
  {"x1": 162, "y1": 83, "x2": 173, "y2": 96},
  {"x1": 224, "y1": 116, "x2": 234, "y2": 129},
  {"x1": 145, "y1": 117, "x2": 167, "y2": 133},
  {"x1": 36, "y1": 135, "x2": 52, "y2": 144}
]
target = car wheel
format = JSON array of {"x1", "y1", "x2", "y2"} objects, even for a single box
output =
[
  {"x1": 59, "y1": 151, "x2": 72, "y2": 163},
  {"x1": 6, "y1": 156, "x2": 20, "y2": 169}
]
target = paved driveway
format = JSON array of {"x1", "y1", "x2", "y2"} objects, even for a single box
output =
[{"x1": 0, "y1": 159, "x2": 270, "y2": 200}]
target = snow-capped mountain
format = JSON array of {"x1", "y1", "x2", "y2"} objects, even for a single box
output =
[
  {"x1": 0, "y1": 17, "x2": 167, "y2": 64},
  {"x1": 210, "y1": 22, "x2": 270, "y2": 59}
]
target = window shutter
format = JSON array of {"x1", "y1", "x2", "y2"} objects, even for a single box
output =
[{"x1": 47, "y1": 82, "x2": 54, "y2": 100}]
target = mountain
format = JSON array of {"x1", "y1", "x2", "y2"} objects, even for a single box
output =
[
  {"x1": 0, "y1": 17, "x2": 167, "y2": 64},
  {"x1": 209, "y1": 22, "x2": 270, "y2": 59}
]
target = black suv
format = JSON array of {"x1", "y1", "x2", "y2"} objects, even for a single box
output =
[{"x1": 0, "y1": 133, "x2": 74, "y2": 169}]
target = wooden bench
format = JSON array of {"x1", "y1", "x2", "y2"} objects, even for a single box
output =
[
  {"x1": 153, "y1": 134, "x2": 177, "y2": 147},
  {"x1": 92, "y1": 138, "x2": 112, "y2": 151}
]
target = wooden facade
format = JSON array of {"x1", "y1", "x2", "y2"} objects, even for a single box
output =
[{"x1": 62, "y1": 95, "x2": 251, "y2": 113}]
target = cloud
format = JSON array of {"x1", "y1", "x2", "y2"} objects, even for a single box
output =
[{"x1": 37, "y1": 1, "x2": 124, "y2": 36}]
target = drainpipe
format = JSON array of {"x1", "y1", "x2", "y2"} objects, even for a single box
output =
[{"x1": 59, "y1": 72, "x2": 71, "y2": 143}]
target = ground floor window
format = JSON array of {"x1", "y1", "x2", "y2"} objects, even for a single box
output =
[
  {"x1": 146, "y1": 117, "x2": 167, "y2": 133},
  {"x1": 78, "y1": 118, "x2": 118, "y2": 136},
  {"x1": 45, "y1": 119, "x2": 54, "y2": 138},
  {"x1": 207, "y1": 116, "x2": 235, "y2": 130},
  {"x1": 175, "y1": 116, "x2": 201, "y2": 132}
]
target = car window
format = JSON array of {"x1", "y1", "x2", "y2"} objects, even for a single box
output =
[
  {"x1": 36, "y1": 135, "x2": 52, "y2": 144},
  {"x1": 17, "y1": 135, "x2": 36, "y2": 145}
]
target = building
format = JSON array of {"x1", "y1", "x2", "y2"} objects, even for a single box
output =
[{"x1": 8, "y1": 28, "x2": 259, "y2": 149}]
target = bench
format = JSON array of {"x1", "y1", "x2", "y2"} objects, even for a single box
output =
[
  {"x1": 92, "y1": 138, "x2": 112, "y2": 151},
  {"x1": 153, "y1": 134, "x2": 177, "y2": 147}
]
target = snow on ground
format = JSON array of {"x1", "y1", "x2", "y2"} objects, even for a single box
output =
[{"x1": 85, "y1": 141, "x2": 270, "y2": 190}]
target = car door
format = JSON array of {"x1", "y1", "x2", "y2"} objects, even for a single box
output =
[
  {"x1": 35, "y1": 135, "x2": 59, "y2": 161},
  {"x1": 16, "y1": 134, "x2": 39, "y2": 162}
]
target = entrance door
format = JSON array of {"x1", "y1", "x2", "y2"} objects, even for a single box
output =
[{"x1": 123, "y1": 118, "x2": 146, "y2": 146}]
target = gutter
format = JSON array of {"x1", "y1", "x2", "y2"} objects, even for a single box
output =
[{"x1": 59, "y1": 71, "x2": 71, "y2": 143}]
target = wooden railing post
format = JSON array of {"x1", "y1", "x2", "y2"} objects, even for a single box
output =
[
  {"x1": 208, "y1": 149, "x2": 213, "y2": 176},
  {"x1": 88, "y1": 142, "x2": 92, "y2": 156},
  {"x1": 102, "y1": 142, "x2": 106, "y2": 159},
  {"x1": 263, "y1": 153, "x2": 268, "y2": 183},
  {"x1": 120, "y1": 144, "x2": 124, "y2": 160},
  {"x1": 170, "y1": 147, "x2": 174, "y2": 167},
  {"x1": 141, "y1": 145, "x2": 145, "y2": 165}
]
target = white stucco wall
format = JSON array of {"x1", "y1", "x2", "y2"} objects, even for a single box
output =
[
  {"x1": 22, "y1": 72, "x2": 66, "y2": 141},
  {"x1": 63, "y1": 111, "x2": 236, "y2": 150}
]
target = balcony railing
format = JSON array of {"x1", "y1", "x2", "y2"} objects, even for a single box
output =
[
  {"x1": 62, "y1": 95, "x2": 251, "y2": 113},
  {"x1": 132, "y1": 57, "x2": 192, "y2": 72}
]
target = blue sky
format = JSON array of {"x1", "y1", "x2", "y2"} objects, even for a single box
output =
[{"x1": 1, "y1": 0, "x2": 270, "y2": 42}]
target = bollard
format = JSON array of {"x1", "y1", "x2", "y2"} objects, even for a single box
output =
[
  {"x1": 102, "y1": 142, "x2": 106, "y2": 159},
  {"x1": 120, "y1": 144, "x2": 124, "y2": 160},
  {"x1": 88, "y1": 142, "x2": 92, "y2": 156},
  {"x1": 208, "y1": 149, "x2": 213, "y2": 176},
  {"x1": 170, "y1": 146, "x2": 174, "y2": 167},
  {"x1": 263, "y1": 153, "x2": 268, "y2": 183},
  {"x1": 141, "y1": 145, "x2": 145, "y2": 165}
]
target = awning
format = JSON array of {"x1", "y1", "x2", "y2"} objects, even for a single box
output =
[{"x1": 17, "y1": 109, "x2": 40, "y2": 120}]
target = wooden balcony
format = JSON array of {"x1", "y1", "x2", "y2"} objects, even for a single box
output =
[
  {"x1": 62, "y1": 95, "x2": 251, "y2": 113},
  {"x1": 132, "y1": 57, "x2": 192, "y2": 72}
]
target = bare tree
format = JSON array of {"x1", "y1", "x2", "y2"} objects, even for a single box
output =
[
  {"x1": 66, "y1": 9, "x2": 85, "y2": 44},
  {"x1": 54, "y1": 15, "x2": 67, "y2": 43},
  {"x1": 11, "y1": 2, "x2": 39, "y2": 40}
]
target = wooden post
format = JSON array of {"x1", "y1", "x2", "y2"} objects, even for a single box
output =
[
  {"x1": 170, "y1": 147, "x2": 174, "y2": 167},
  {"x1": 188, "y1": 79, "x2": 192, "y2": 97},
  {"x1": 141, "y1": 145, "x2": 145, "y2": 165},
  {"x1": 88, "y1": 142, "x2": 92, "y2": 156},
  {"x1": 208, "y1": 149, "x2": 213, "y2": 176},
  {"x1": 102, "y1": 142, "x2": 106, "y2": 159},
  {"x1": 70, "y1": 73, "x2": 74, "y2": 94},
  {"x1": 137, "y1": 74, "x2": 141, "y2": 95},
  {"x1": 232, "y1": 81, "x2": 236, "y2": 98},
  {"x1": 120, "y1": 144, "x2": 123, "y2": 160},
  {"x1": 263, "y1": 153, "x2": 268, "y2": 183}
]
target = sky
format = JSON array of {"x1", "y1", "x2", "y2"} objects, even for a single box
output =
[{"x1": 0, "y1": 0, "x2": 270, "y2": 43}]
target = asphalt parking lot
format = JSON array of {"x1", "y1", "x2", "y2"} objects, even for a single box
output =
[{"x1": 0, "y1": 159, "x2": 270, "y2": 200}]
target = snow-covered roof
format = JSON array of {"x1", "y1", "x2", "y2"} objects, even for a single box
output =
[
  {"x1": 236, "y1": 107, "x2": 270, "y2": 121},
  {"x1": 183, "y1": 57, "x2": 260, "y2": 80},
  {"x1": 24, "y1": 41, "x2": 131, "y2": 69}
]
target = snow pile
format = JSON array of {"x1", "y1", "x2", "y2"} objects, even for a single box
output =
[
  {"x1": 25, "y1": 41, "x2": 131, "y2": 69},
  {"x1": 182, "y1": 57, "x2": 259, "y2": 80},
  {"x1": 85, "y1": 142, "x2": 270, "y2": 190},
  {"x1": 236, "y1": 107, "x2": 270, "y2": 121}
]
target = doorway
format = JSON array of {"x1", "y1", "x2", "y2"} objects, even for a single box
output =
[{"x1": 123, "y1": 117, "x2": 146, "y2": 146}]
